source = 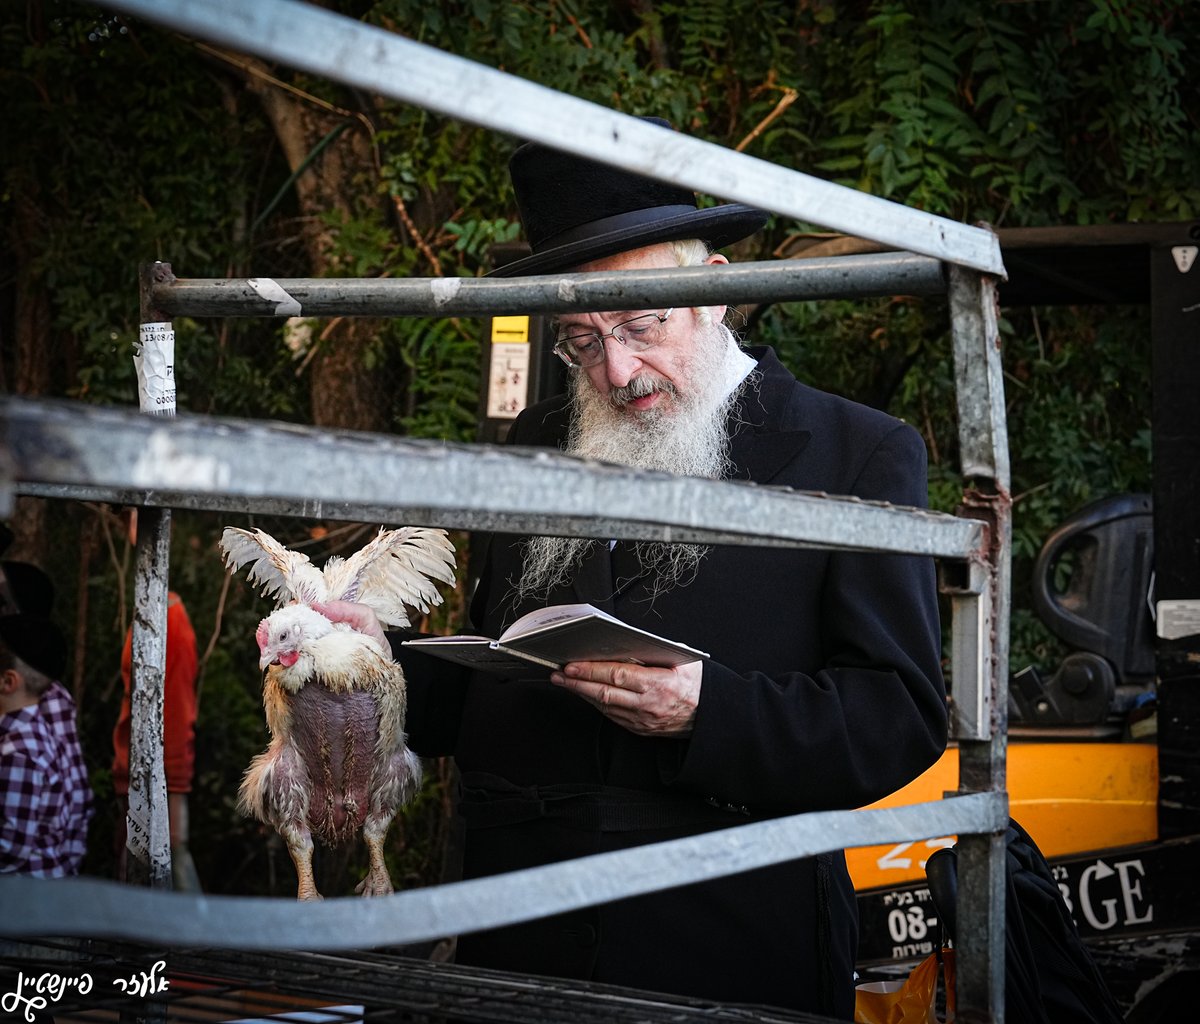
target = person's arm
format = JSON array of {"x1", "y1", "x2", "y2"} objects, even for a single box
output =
[
  {"x1": 674, "y1": 423, "x2": 946, "y2": 811},
  {"x1": 168, "y1": 792, "x2": 189, "y2": 847},
  {"x1": 161, "y1": 597, "x2": 198, "y2": 799}
]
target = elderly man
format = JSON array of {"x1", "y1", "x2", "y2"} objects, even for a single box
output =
[{"x1": 330, "y1": 119, "x2": 946, "y2": 1018}]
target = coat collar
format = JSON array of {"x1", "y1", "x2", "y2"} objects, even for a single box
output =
[{"x1": 727, "y1": 347, "x2": 811, "y2": 484}]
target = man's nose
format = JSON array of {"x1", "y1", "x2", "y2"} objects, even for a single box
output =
[{"x1": 603, "y1": 338, "x2": 642, "y2": 387}]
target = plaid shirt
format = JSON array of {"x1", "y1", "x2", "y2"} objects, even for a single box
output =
[{"x1": 1, "y1": 681, "x2": 94, "y2": 876}]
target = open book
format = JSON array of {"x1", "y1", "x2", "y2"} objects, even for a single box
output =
[{"x1": 402, "y1": 603, "x2": 709, "y2": 678}]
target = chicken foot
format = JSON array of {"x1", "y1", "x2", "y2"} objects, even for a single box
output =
[{"x1": 354, "y1": 812, "x2": 395, "y2": 897}]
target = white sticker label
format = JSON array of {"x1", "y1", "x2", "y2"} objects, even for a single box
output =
[
  {"x1": 486, "y1": 342, "x2": 531, "y2": 419},
  {"x1": 134, "y1": 322, "x2": 176, "y2": 415},
  {"x1": 1171, "y1": 246, "x2": 1196, "y2": 274},
  {"x1": 1156, "y1": 598, "x2": 1200, "y2": 640}
]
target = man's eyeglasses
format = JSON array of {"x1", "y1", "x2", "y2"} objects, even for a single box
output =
[{"x1": 552, "y1": 309, "x2": 675, "y2": 368}]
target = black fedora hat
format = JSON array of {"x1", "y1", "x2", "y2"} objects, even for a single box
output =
[{"x1": 490, "y1": 117, "x2": 768, "y2": 278}]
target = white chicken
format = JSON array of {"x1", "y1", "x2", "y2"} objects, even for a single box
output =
[{"x1": 219, "y1": 525, "x2": 456, "y2": 900}]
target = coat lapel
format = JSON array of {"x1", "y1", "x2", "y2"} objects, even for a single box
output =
[{"x1": 728, "y1": 348, "x2": 812, "y2": 485}]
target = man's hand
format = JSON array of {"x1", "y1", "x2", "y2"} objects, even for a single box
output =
[
  {"x1": 312, "y1": 599, "x2": 389, "y2": 651},
  {"x1": 550, "y1": 660, "x2": 702, "y2": 736}
]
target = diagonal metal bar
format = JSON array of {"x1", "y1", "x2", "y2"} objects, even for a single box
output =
[
  {"x1": 95, "y1": 0, "x2": 1004, "y2": 276},
  {"x1": 3, "y1": 397, "x2": 985, "y2": 560},
  {"x1": 150, "y1": 254, "x2": 948, "y2": 318},
  {"x1": 0, "y1": 793, "x2": 1005, "y2": 950}
]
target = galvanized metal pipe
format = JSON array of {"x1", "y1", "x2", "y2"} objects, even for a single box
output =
[
  {"x1": 949, "y1": 266, "x2": 1011, "y2": 487},
  {"x1": 124, "y1": 262, "x2": 176, "y2": 894},
  {"x1": 152, "y1": 254, "x2": 947, "y2": 318},
  {"x1": 947, "y1": 268, "x2": 1013, "y2": 1023},
  {"x1": 125, "y1": 506, "x2": 173, "y2": 891},
  {"x1": 0, "y1": 793, "x2": 1006, "y2": 951},
  {"x1": 4, "y1": 398, "x2": 986, "y2": 561}
]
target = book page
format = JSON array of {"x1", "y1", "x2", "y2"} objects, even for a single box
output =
[
  {"x1": 500, "y1": 602, "x2": 619, "y2": 641},
  {"x1": 401, "y1": 637, "x2": 559, "y2": 676},
  {"x1": 404, "y1": 634, "x2": 491, "y2": 644},
  {"x1": 505, "y1": 616, "x2": 708, "y2": 667}
]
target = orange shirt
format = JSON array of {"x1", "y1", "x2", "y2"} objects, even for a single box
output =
[{"x1": 111, "y1": 592, "x2": 198, "y2": 795}]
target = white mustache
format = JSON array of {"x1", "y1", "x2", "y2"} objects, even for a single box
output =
[{"x1": 609, "y1": 375, "x2": 676, "y2": 408}]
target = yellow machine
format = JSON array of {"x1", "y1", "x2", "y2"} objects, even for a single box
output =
[{"x1": 848, "y1": 741, "x2": 1159, "y2": 891}]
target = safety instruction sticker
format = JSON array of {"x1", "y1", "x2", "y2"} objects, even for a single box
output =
[
  {"x1": 134, "y1": 322, "x2": 176, "y2": 415},
  {"x1": 1157, "y1": 599, "x2": 1200, "y2": 640},
  {"x1": 486, "y1": 316, "x2": 531, "y2": 419}
]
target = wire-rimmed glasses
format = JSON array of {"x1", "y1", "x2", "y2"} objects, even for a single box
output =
[{"x1": 552, "y1": 309, "x2": 675, "y2": 368}]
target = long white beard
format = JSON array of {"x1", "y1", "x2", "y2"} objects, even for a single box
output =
[{"x1": 515, "y1": 322, "x2": 753, "y2": 603}]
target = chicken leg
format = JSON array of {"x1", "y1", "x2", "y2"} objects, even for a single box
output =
[
  {"x1": 283, "y1": 823, "x2": 322, "y2": 901},
  {"x1": 355, "y1": 813, "x2": 395, "y2": 897}
]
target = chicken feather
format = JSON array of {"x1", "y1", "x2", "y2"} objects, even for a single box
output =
[{"x1": 220, "y1": 525, "x2": 455, "y2": 627}]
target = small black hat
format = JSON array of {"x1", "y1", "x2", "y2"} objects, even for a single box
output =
[
  {"x1": 0, "y1": 561, "x2": 55, "y2": 618},
  {"x1": 0, "y1": 614, "x2": 67, "y2": 681},
  {"x1": 490, "y1": 117, "x2": 769, "y2": 278}
]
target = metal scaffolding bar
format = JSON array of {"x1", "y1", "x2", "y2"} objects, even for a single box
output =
[
  {"x1": 946, "y1": 267, "x2": 1012, "y2": 1022},
  {"x1": 123, "y1": 263, "x2": 175, "y2": 892},
  {"x1": 150, "y1": 254, "x2": 948, "y2": 318},
  {"x1": 97, "y1": 0, "x2": 1004, "y2": 276},
  {"x1": 0, "y1": 792, "x2": 1006, "y2": 951},
  {"x1": 3, "y1": 397, "x2": 985, "y2": 561}
]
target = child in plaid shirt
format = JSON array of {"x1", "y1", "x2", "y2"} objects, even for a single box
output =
[{"x1": 0, "y1": 612, "x2": 93, "y2": 876}]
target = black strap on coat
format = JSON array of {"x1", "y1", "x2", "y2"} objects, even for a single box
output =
[{"x1": 458, "y1": 771, "x2": 755, "y2": 832}]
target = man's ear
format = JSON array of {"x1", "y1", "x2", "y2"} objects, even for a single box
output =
[
  {"x1": 704, "y1": 252, "x2": 730, "y2": 322},
  {"x1": 0, "y1": 668, "x2": 22, "y2": 696}
]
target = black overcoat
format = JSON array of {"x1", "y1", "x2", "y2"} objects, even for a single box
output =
[{"x1": 396, "y1": 347, "x2": 947, "y2": 1018}]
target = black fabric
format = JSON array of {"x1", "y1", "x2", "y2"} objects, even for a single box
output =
[
  {"x1": 0, "y1": 613, "x2": 67, "y2": 681},
  {"x1": 395, "y1": 347, "x2": 947, "y2": 1017},
  {"x1": 927, "y1": 819, "x2": 1126, "y2": 1024},
  {"x1": 459, "y1": 771, "x2": 755, "y2": 832},
  {"x1": 0, "y1": 560, "x2": 55, "y2": 617},
  {"x1": 491, "y1": 116, "x2": 768, "y2": 277}
]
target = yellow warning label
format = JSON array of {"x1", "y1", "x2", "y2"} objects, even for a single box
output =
[{"x1": 491, "y1": 315, "x2": 530, "y2": 343}]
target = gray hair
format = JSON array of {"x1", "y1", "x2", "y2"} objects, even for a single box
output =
[
  {"x1": 665, "y1": 238, "x2": 712, "y2": 267},
  {"x1": 665, "y1": 238, "x2": 724, "y2": 327}
]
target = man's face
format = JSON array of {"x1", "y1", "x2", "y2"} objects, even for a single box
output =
[
  {"x1": 559, "y1": 243, "x2": 729, "y2": 415},
  {"x1": 515, "y1": 244, "x2": 745, "y2": 602}
]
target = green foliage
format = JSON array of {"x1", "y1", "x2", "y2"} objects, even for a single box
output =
[{"x1": 812, "y1": 0, "x2": 1199, "y2": 222}]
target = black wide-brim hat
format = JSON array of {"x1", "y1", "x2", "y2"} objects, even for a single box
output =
[{"x1": 490, "y1": 117, "x2": 769, "y2": 278}]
